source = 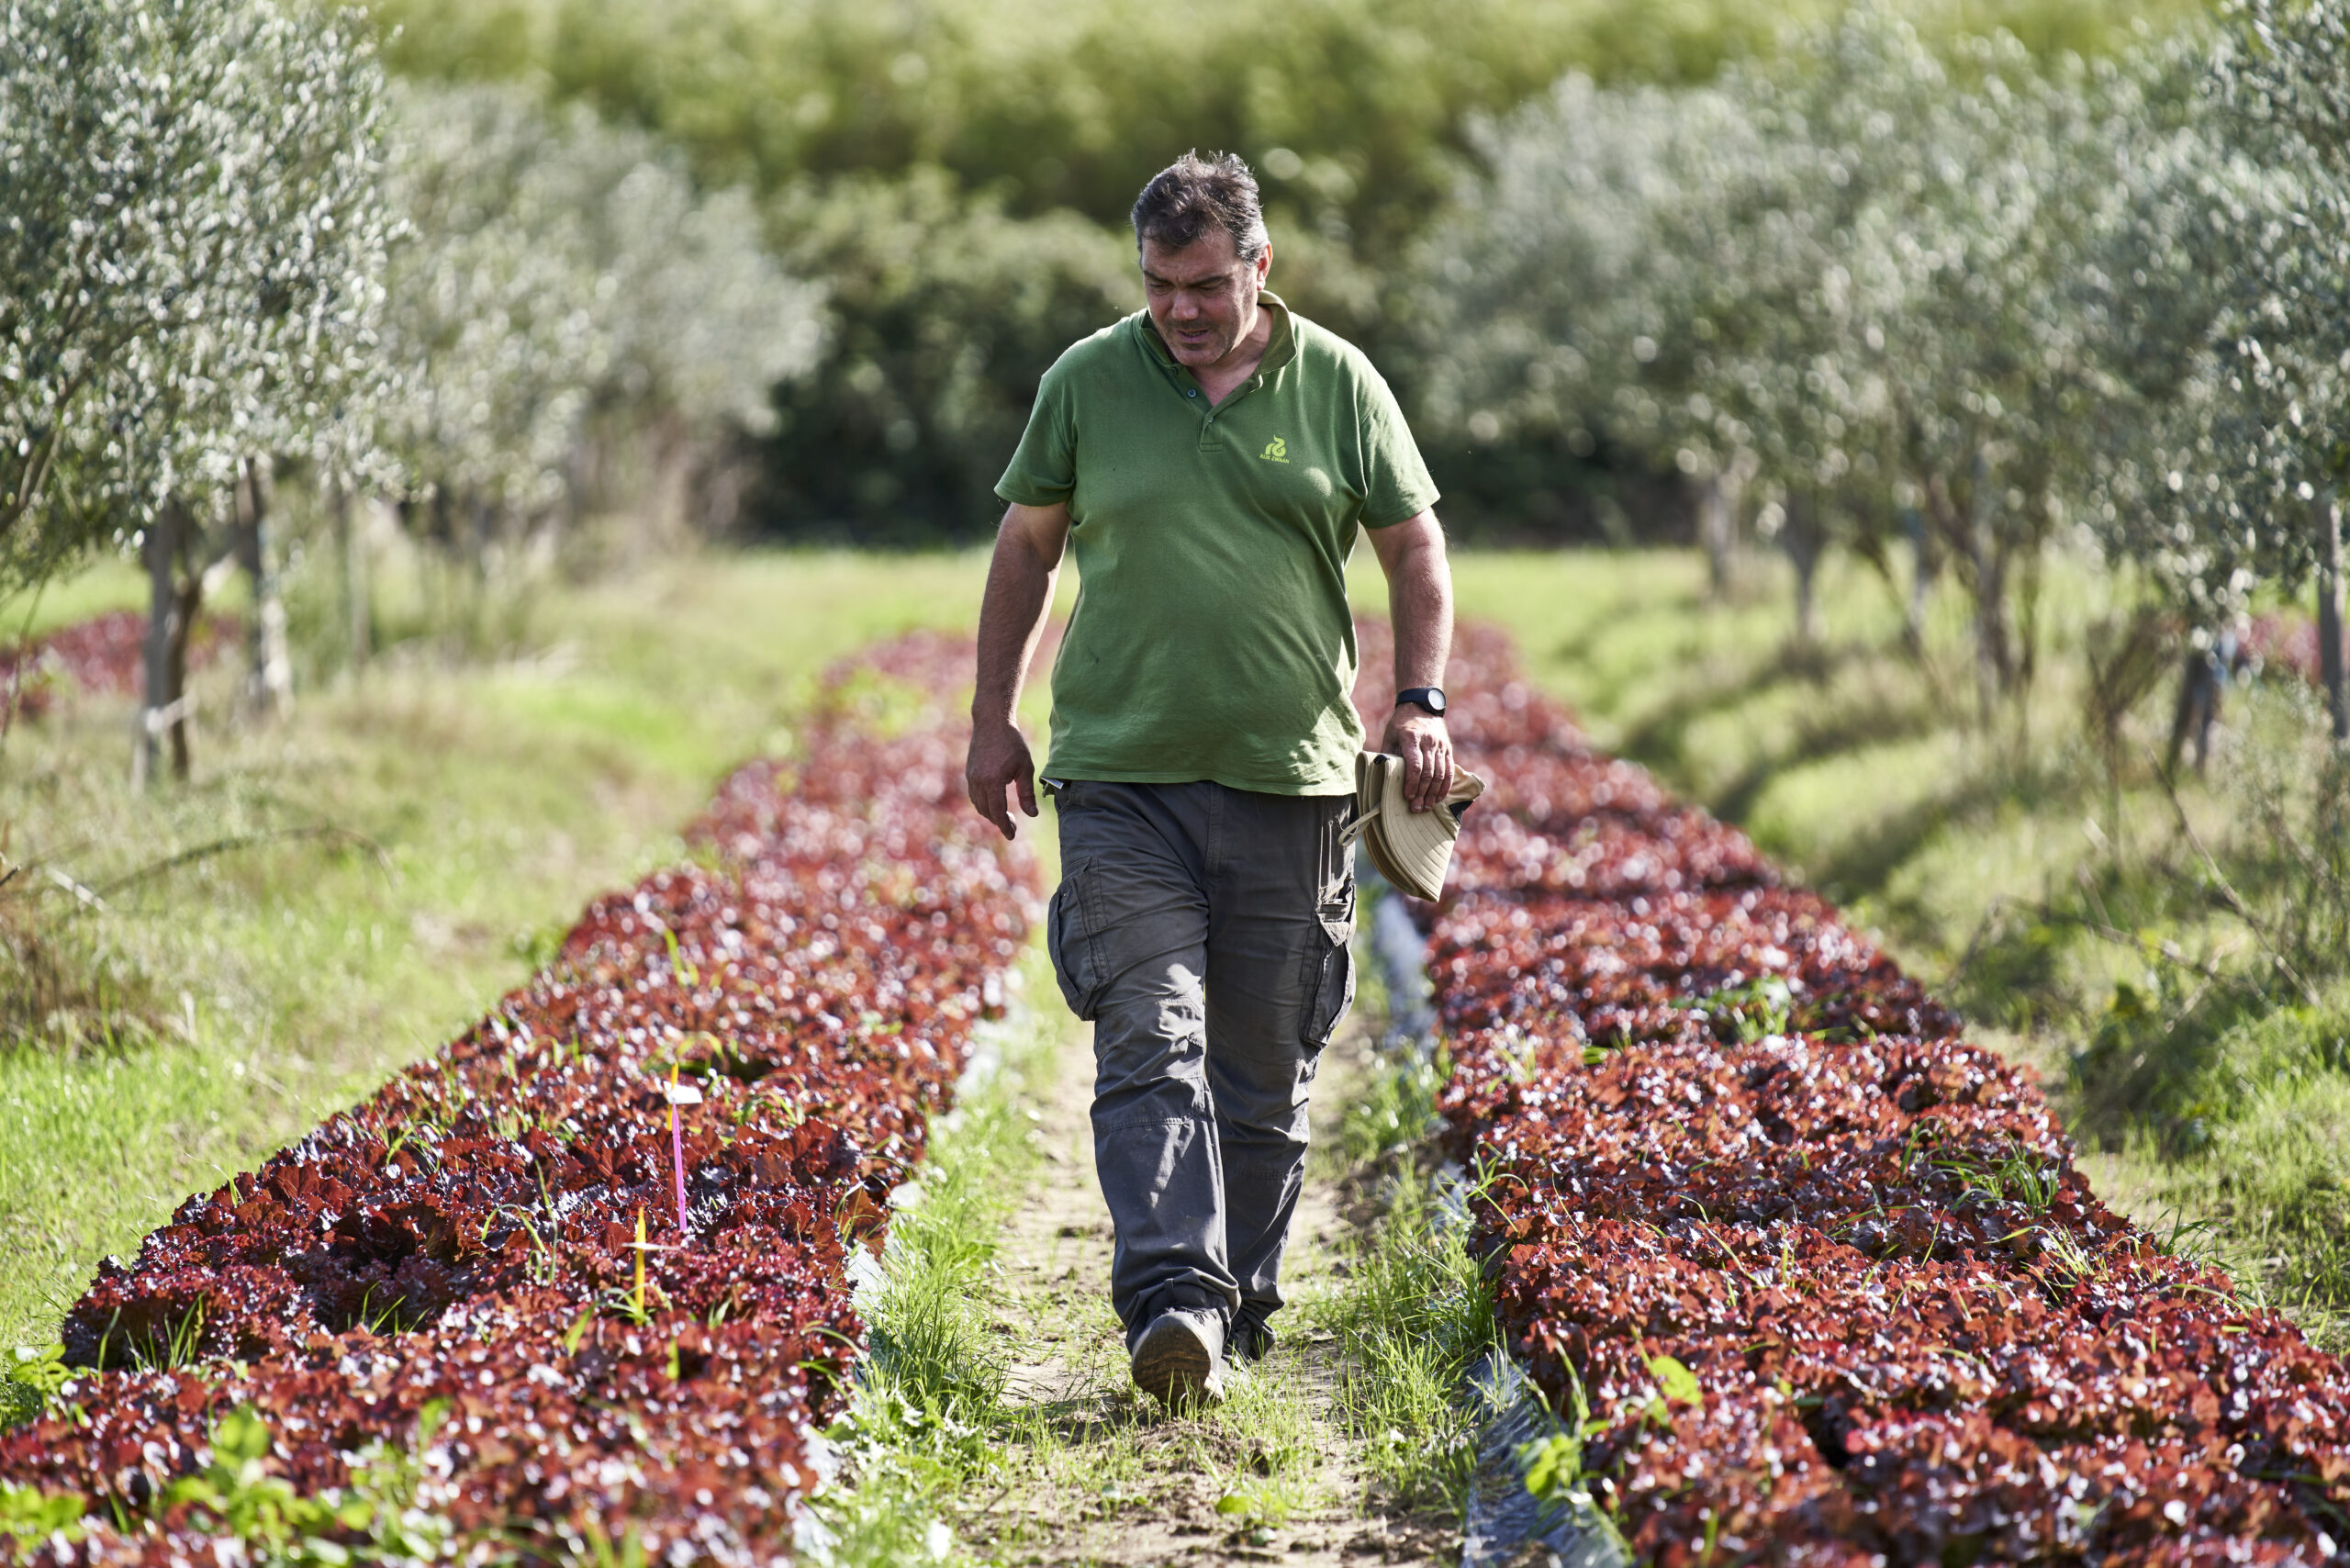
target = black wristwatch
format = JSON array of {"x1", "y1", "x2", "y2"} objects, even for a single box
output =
[{"x1": 1396, "y1": 686, "x2": 1447, "y2": 717}]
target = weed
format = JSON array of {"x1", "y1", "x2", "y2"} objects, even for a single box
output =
[
  {"x1": 1, "y1": 1344, "x2": 65, "y2": 1432},
  {"x1": 132, "y1": 1400, "x2": 460, "y2": 1563},
  {"x1": 1681, "y1": 975, "x2": 1794, "y2": 1044},
  {"x1": 581, "y1": 1518, "x2": 652, "y2": 1568},
  {"x1": 0, "y1": 1478, "x2": 87, "y2": 1540},
  {"x1": 106, "y1": 1300, "x2": 212, "y2": 1373},
  {"x1": 1907, "y1": 1128, "x2": 2061, "y2": 1213}
]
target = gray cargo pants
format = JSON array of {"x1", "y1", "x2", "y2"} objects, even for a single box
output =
[{"x1": 1045, "y1": 779, "x2": 1356, "y2": 1354}]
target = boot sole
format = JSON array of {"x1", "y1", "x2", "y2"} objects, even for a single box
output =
[{"x1": 1132, "y1": 1316, "x2": 1222, "y2": 1408}]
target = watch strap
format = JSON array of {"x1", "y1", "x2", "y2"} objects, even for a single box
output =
[{"x1": 1396, "y1": 686, "x2": 1446, "y2": 716}]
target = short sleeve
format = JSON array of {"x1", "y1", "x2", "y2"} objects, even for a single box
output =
[
  {"x1": 996, "y1": 357, "x2": 1078, "y2": 508},
  {"x1": 1357, "y1": 361, "x2": 1440, "y2": 529}
]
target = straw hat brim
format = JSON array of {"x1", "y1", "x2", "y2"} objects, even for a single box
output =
[{"x1": 1351, "y1": 752, "x2": 1485, "y2": 901}]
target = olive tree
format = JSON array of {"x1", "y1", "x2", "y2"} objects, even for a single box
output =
[
  {"x1": 0, "y1": 0, "x2": 391, "y2": 778},
  {"x1": 2199, "y1": 0, "x2": 2350, "y2": 738},
  {"x1": 1417, "y1": 75, "x2": 1762, "y2": 592},
  {"x1": 1422, "y1": 12, "x2": 1932, "y2": 645},
  {"x1": 375, "y1": 84, "x2": 822, "y2": 585},
  {"x1": 1425, "y1": 5, "x2": 2167, "y2": 699}
]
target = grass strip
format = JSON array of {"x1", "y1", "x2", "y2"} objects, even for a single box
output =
[
  {"x1": 807, "y1": 952, "x2": 1057, "y2": 1567},
  {"x1": 1304, "y1": 893, "x2": 1498, "y2": 1524},
  {"x1": 1309, "y1": 1135, "x2": 1497, "y2": 1515}
]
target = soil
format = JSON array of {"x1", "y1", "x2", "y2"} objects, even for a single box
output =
[{"x1": 956, "y1": 1014, "x2": 1456, "y2": 1566}]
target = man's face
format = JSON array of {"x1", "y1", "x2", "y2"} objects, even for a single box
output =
[{"x1": 1140, "y1": 232, "x2": 1272, "y2": 370}]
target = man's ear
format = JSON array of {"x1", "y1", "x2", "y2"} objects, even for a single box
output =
[{"x1": 1254, "y1": 240, "x2": 1273, "y2": 288}]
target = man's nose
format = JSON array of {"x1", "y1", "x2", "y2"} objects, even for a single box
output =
[{"x1": 1169, "y1": 291, "x2": 1200, "y2": 319}]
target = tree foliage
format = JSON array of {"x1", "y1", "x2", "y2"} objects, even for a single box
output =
[
  {"x1": 0, "y1": 0, "x2": 390, "y2": 592},
  {"x1": 755, "y1": 169, "x2": 1134, "y2": 543},
  {"x1": 367, "y1": 0, "x2": 2199, "y2": 542},
  {"x1": 1419, "y1": 0, "x2": 2350, "y2": 726},
  {"x1": 377, "y1": 82, "x2": 822, "y2": 526}
]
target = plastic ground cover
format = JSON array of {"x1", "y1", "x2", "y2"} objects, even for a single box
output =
[
  {"x1": 0, "y1": 629, "x2": 1036, "y2": 1564},
  {"x1": 1353, "y1": 619, "x2": 2350, "y2": 1565}
]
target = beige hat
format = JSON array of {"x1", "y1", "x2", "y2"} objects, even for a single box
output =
[{"x1": 1344, "y1": 751, "x2": 1486, "y2": 901}]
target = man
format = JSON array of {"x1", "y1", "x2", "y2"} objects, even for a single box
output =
[{"x1": 964, "y1": 151, "x2": 1455, "y2": 1407}]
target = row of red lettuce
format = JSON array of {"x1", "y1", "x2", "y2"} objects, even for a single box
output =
[
  {"x1": 1, "y1": 629, "x2": 1035, "y2": 1564},
  {"x1": 1353, "y1": 619, "x2": 2350, "y2": 1565}
]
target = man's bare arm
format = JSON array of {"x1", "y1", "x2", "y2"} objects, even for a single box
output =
[
  {"x1": 1367, "y1": 509, "x2": 1455, "y2": 812},
  {"x1": 967, "y1": 501, "x2": 1072, "y2": 839}
]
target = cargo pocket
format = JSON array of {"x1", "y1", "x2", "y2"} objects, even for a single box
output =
[
  {"x1": 1046, "y1": 859, "x2": 1108, "y2": 1021},
  {"x1": 1299, "y1": 913, "x2": 1356, "y2": 1052},
  {"x1": 1299, "y1": 806, "x2": 1358, "y2": 1050}
]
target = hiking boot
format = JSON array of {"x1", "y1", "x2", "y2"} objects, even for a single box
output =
[
  {"x1": 1131, "y1": 1306, "x2": 1225, "y2": 1408},
  {"x1": 1229, "y1": 1310, "x2": 1275, "y2": 1366}
]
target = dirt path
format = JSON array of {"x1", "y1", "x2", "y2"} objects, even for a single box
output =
[{"x1": 955, "y1": 1016, "x2": 1454, "y2": 1566}]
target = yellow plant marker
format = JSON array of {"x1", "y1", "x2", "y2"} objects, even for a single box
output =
[{"x1": 632, "y1": 1206, "x2": 647, "y2": 1317}]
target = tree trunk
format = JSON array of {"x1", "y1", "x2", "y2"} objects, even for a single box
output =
[
  {"x1": 165, "y1": 566, "x2": 200, "y2": 781},
  {"x1": 1902, "y1": 506, "x2": 1935, "y2": 655},
  {"x1": 234, "y1": 455, "x2": 292, "y2": 719},
  {"x1": 2319, "y1": 494, "x2": 2347, "y2": 745},
  {"x1": 334, "y1": 484, "x2": 371, "y2": 674},
  {"x1": 1700, "y1": 474, "x2": 1737, "y2": 602},
  {"x1": 2014, "y1": 534, "x2": 2043, "y2": 707},
  {"x1": 1783, "y1": 493, "x2": 1824, "y2": 645},
  {"x1": 1968, "y1": 453, "x2": 2010, "y2": 726},
  {"x1": 138, "y1": 500, "x2": 199, "y2": 786}
]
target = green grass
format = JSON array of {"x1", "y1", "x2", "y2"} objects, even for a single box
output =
[
  {"x1": 811, "y1": 953, "x2": 1058, "y2": 1566},
  {"x1": 1307, "y1": 1155, "x2": 1498, "y2": 1515},
  {"x1": 0, "y1": 545, "x2": 1010, "y2": 1349}
]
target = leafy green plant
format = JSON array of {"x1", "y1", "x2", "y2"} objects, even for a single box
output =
[
  {"x1": 0, "y1": 1345, "x2": 65, "y2": 1431},
  {"x1": 1681, "y1": 976, "x2": 1795, "y2": 1044},
  {"x1": 0, "y1": 1480, "x2": 86, "y2": 1541},
  {"x1": 1517, "y1": 1431, "x2": 1584, "y2": 1503},
  {"x1": 159, "y1": 1401, "x2": 457, "y2": 1564},
  {"x1": 1644, "y1": 1353, "x2": 1702, "y2": 1417}
]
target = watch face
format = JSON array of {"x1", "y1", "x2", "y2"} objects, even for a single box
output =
[{"x1": 1406, "y1": 688, "x2": 1446, "y2": 715}]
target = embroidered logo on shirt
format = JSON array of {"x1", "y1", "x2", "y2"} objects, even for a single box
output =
[{"x1": 1259, "y1": 438, "x2": 1291, "y2": 464}]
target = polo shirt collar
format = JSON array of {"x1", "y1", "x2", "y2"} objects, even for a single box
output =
[{"x1": 1138, "y1": 291, "x2": 1298, "y2": 386}]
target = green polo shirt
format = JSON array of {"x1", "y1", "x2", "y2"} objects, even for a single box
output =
[{"x1": 996, "y1": 295, "x2": 1438, "y2": 796}]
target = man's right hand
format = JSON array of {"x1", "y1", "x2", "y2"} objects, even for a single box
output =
[
  {"x1": 966, "y1": 718, "x2": 1040, "y2": 840},
  {"x1": 967, "y1": 500, "x2": 1069, "y2": 841}
]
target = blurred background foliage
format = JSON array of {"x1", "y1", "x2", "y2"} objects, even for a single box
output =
[{"x1": 364, "y1": 0, "x2": 2205, "y2": 543}]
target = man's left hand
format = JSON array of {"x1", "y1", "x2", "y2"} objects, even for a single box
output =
[{"x1": 1382, "y1": 706, "x2": 1453, "y2": 813}]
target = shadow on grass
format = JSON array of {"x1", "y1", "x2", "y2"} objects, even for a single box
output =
[
  {"x1": 1611, "y1": 639, "x2": 1878, "y2": 781},
  {"x1": 1707, "y1": 689, "x2": 1948, "y2": 830}
]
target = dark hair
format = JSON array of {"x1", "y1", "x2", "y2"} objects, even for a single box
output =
[{"x1": 1130, "y1": 151, "x2": 1269, "y2": 263}]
